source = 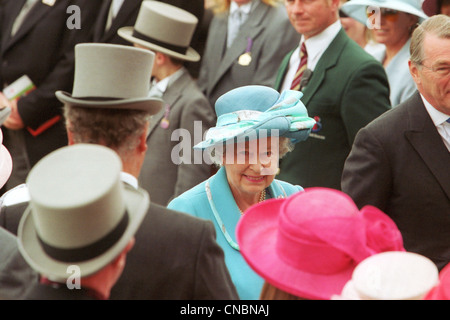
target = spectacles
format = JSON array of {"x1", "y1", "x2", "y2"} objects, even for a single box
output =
[
  {"x1": 366, "y1": 7, "x2": 400, "y2": 22},
  {"x1": 419, "y1": 62, "x2": 450, "y2": 77},
  {"x1": 339, "y1": 9, "x2": 348, "y2": 18}
]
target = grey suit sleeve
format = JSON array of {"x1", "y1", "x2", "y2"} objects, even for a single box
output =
[
  {"x1": 250, "y1": 16, "x2": 299, "y2": 88},
  {"x1": 0, "y1": 227, "x2": 38, "y2": 299},
  {"x1": 341, "y1": 126, "x2": 393, "y2": 211},
  {"x1": 193, "y1": 220, "x2": 239, "y2": 300},
  {"x1": 172, "y1": 95, "x2": 215, "y2": 200}
]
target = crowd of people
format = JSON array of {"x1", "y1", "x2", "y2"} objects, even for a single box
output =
[{"x1": 0, "y1": 0, "x2": 449, "y2": 301}]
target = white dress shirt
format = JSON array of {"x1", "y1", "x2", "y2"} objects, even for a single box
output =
[
  {"x1": 422, "y1": 94, "x2": 450, "y2": 152},
  {"x1": 227, "y1": 1, "x2": 253, "y2": 48}
]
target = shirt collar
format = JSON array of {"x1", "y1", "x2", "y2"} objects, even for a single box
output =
[
  {"x1": 302, "y1": 20, "x2": 342, "y2": 71},
  {"x1": 120, "y1": 171, "x2": 138, "y2": 189},
  {"x1": 421, "y1": 94, "x2": 450, "y2": 126},
  {"x1": 230, "y1": 0, "x2": 253, "y2": 15},
  {"x1": 152, "y1": 68, "x2": 184, "y2": 94}
]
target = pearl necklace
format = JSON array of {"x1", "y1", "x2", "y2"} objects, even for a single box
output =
[{"x1": 238, "y1": 189, "x2": 266, "y2": 214}]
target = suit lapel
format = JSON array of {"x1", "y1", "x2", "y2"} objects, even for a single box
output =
[
  {"x1": 210, "y1": 2, "x2": 269, "y2": 90},
  {"x1": 405, "y1": 93, "x2": 450, "y2": 200},
  {"x1": 3, "y1": 1, "x2": 55, "y2": 52},
  {"x1": 301, "y1": 29, "x2": 347, "y2": 106},
  {"x1": 146, "y1": 69, "x2": 190, "y2": 138},
  {"x1": 104, "y1": 0, "x2": 142, "y2": 41},
  {"x1": 1, "y1": 0, "x2": 26, "y2": 51},
  {"x1": 94, "y1": 0, "x2": 142, "y2": 42},
  {"x1": 93, "y1": 0, "x2": 112, "y2": 42}
]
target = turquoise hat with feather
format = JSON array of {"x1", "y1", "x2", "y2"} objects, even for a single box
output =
[{"x1": 194, "y1": 85, "x2": 315, "y2": 149}]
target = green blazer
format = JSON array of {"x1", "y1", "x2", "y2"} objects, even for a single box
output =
[{"x1": 275, "y1": 29, "x2": 391, "y2": 190}]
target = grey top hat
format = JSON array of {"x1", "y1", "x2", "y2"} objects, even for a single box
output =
[
  {"x1": 18, "y1": 144, "x2": 149, "y2": 281},
  {"x1": 118, "y1": 1, "x2": 200, "y2": 62},
  {"x1": 55, "y1": 43, "x2": 163, "y2": 114}
]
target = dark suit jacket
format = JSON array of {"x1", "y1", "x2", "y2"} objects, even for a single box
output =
[
  {"x1": 197, "y1": 1, "x2": 299, "y2": 107},
  {"x1": 1, "y1": 197, "x2": 238, "y2": 299},
  {"x1": 92, "y1": 0, "x2": 205, "y2": 77},
  {"x1": 25, "y1": 285, "x2": 97, "y2": 300},
  {"x1": 275, "y1": 28, "x2": 391, "y2": 190},
  {"x1": 0, "y1": 0, "x2": 100, "y2": 167},
  {"x1": 342, "y1": 92, "x2": 450, "y2": 270}
]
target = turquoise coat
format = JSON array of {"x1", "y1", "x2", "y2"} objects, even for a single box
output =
[{"x1": 168, "y1": 167, "x2": 302, "y2": 300}]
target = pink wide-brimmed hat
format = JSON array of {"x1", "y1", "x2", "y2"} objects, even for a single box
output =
[
  {"x1": 424, "y1": 262, "x2": 450, "y2": 300},
  {"x1": 236, "y1": 187, "x2": 405, "y2": 300}
]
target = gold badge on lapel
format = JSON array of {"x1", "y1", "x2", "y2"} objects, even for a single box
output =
[
  {"x1": 42, "y1": 0, "x2": 56, "y2": 6},
  {"x1": 238, "y1": 52, "x2": 252, "y2": 66},
  {"x1": 238, "y1": 37, "x2": 254, "y2": 66}
]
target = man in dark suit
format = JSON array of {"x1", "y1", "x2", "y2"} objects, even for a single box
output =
[
  {"x1": 342, "y1": 14, "x2": 450, "y2": 270},
  {"x1": 118, "y1": 1, "x2": 215, "y2": 206},
  {"x1": 274, "y1": 0, "x2": 391, "y2": 190},
  {"x1": 92, "y1": 0, "x2": 205, "y2": 77},
  {"x1": 0, "y1": 0, "x2": 100, "y2": 192},
  {"x1": 1, "y1": 42, "x2": 238, "y2": 299}
]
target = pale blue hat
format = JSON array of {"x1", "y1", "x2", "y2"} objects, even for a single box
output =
[
  {"x1": 341, "y1": 0, "x2": 429, "y2": 25},
  {"x1": 194, "y1": 85, "x2": 315, "y2": 149}
]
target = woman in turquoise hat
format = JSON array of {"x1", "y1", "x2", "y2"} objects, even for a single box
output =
[
  {"x1": 341, "y1": 0, "x2": 429, "y2": 107},
  {"x1": 168, "y1": 85, "x2": 315, "y2": 300}
]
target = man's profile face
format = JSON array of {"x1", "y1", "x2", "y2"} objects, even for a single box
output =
[
  {"x1": 410, "y1": 33, "x2": 450, "y2": 115},
  {"x1": 284, "y1": 0, "x2": 339, "y2": 39}
]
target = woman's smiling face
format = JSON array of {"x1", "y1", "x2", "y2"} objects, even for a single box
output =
[{"x1": 223, "y1": 137, "x2": 280, "y2": 199}]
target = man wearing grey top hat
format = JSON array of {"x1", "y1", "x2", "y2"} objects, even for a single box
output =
[
  {"x1": 118, "y1": 1, "x2": 216, "y2": 207},
  {"x1": 19, "y1": 144, "x2": 142, "y2": 300},
  {"x1": 2, "y1": 43, "x2": 238, "y2": 300}
]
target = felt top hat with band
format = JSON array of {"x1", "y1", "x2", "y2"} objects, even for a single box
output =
[
  {"x1": 118, "y1": 1, "x2": 200, "y2": 62},
  {"x1": 18, "y1": 144, "x2": 149, "y2": 281},
  {"x1": 55, "y1": 43, "x2": 163, "y2": 114},
  {"x1": 341, "y1": 0, "x2": 429, "y2": 25}
]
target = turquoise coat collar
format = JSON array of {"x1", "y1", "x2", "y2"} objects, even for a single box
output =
[{"x1": 207, "y1": 167, "x2": 290, "y2": 250}]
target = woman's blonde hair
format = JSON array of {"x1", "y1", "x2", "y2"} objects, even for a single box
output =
[{"x1": 211, "y1": 0, "x2": 282, "y2": 14}]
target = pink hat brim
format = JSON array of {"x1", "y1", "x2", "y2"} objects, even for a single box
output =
[
  {"x1": 236, "y1": 198, "x2": 355, "y2": 300},
  {"x1": 0, "y1": 144, "x2": 12, "y2": 189}
]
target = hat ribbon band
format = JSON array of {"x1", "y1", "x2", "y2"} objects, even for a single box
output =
[
  {"x1": 37, "y1": 211, "x2": 129, "y2": 263},
  {"x1": 71, "y1": 96, "x2": 123, "y2": 101},
  {"x1": 132, "y1": 30, "x2": 189, "y2": 55}
]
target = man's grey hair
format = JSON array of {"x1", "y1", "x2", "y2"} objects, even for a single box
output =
[{"x1": 410, "y1": 14, "x2": 450, "y2": 66}]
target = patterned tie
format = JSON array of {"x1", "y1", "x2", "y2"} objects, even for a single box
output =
[{"x1": 290, "y1": 42, "x2": 308, "y2": 91}]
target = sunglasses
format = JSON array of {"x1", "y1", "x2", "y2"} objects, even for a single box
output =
[
  {"x1": 366, "y1": 7, "x2": 400, "y2": 22},
  {"x1": 339, "y1": 9, "x2": 348, "y2": 18}
]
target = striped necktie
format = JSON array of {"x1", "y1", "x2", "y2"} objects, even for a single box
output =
[{"x1": 290, "y1": 42, "x2": 308, "y2": 91}]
